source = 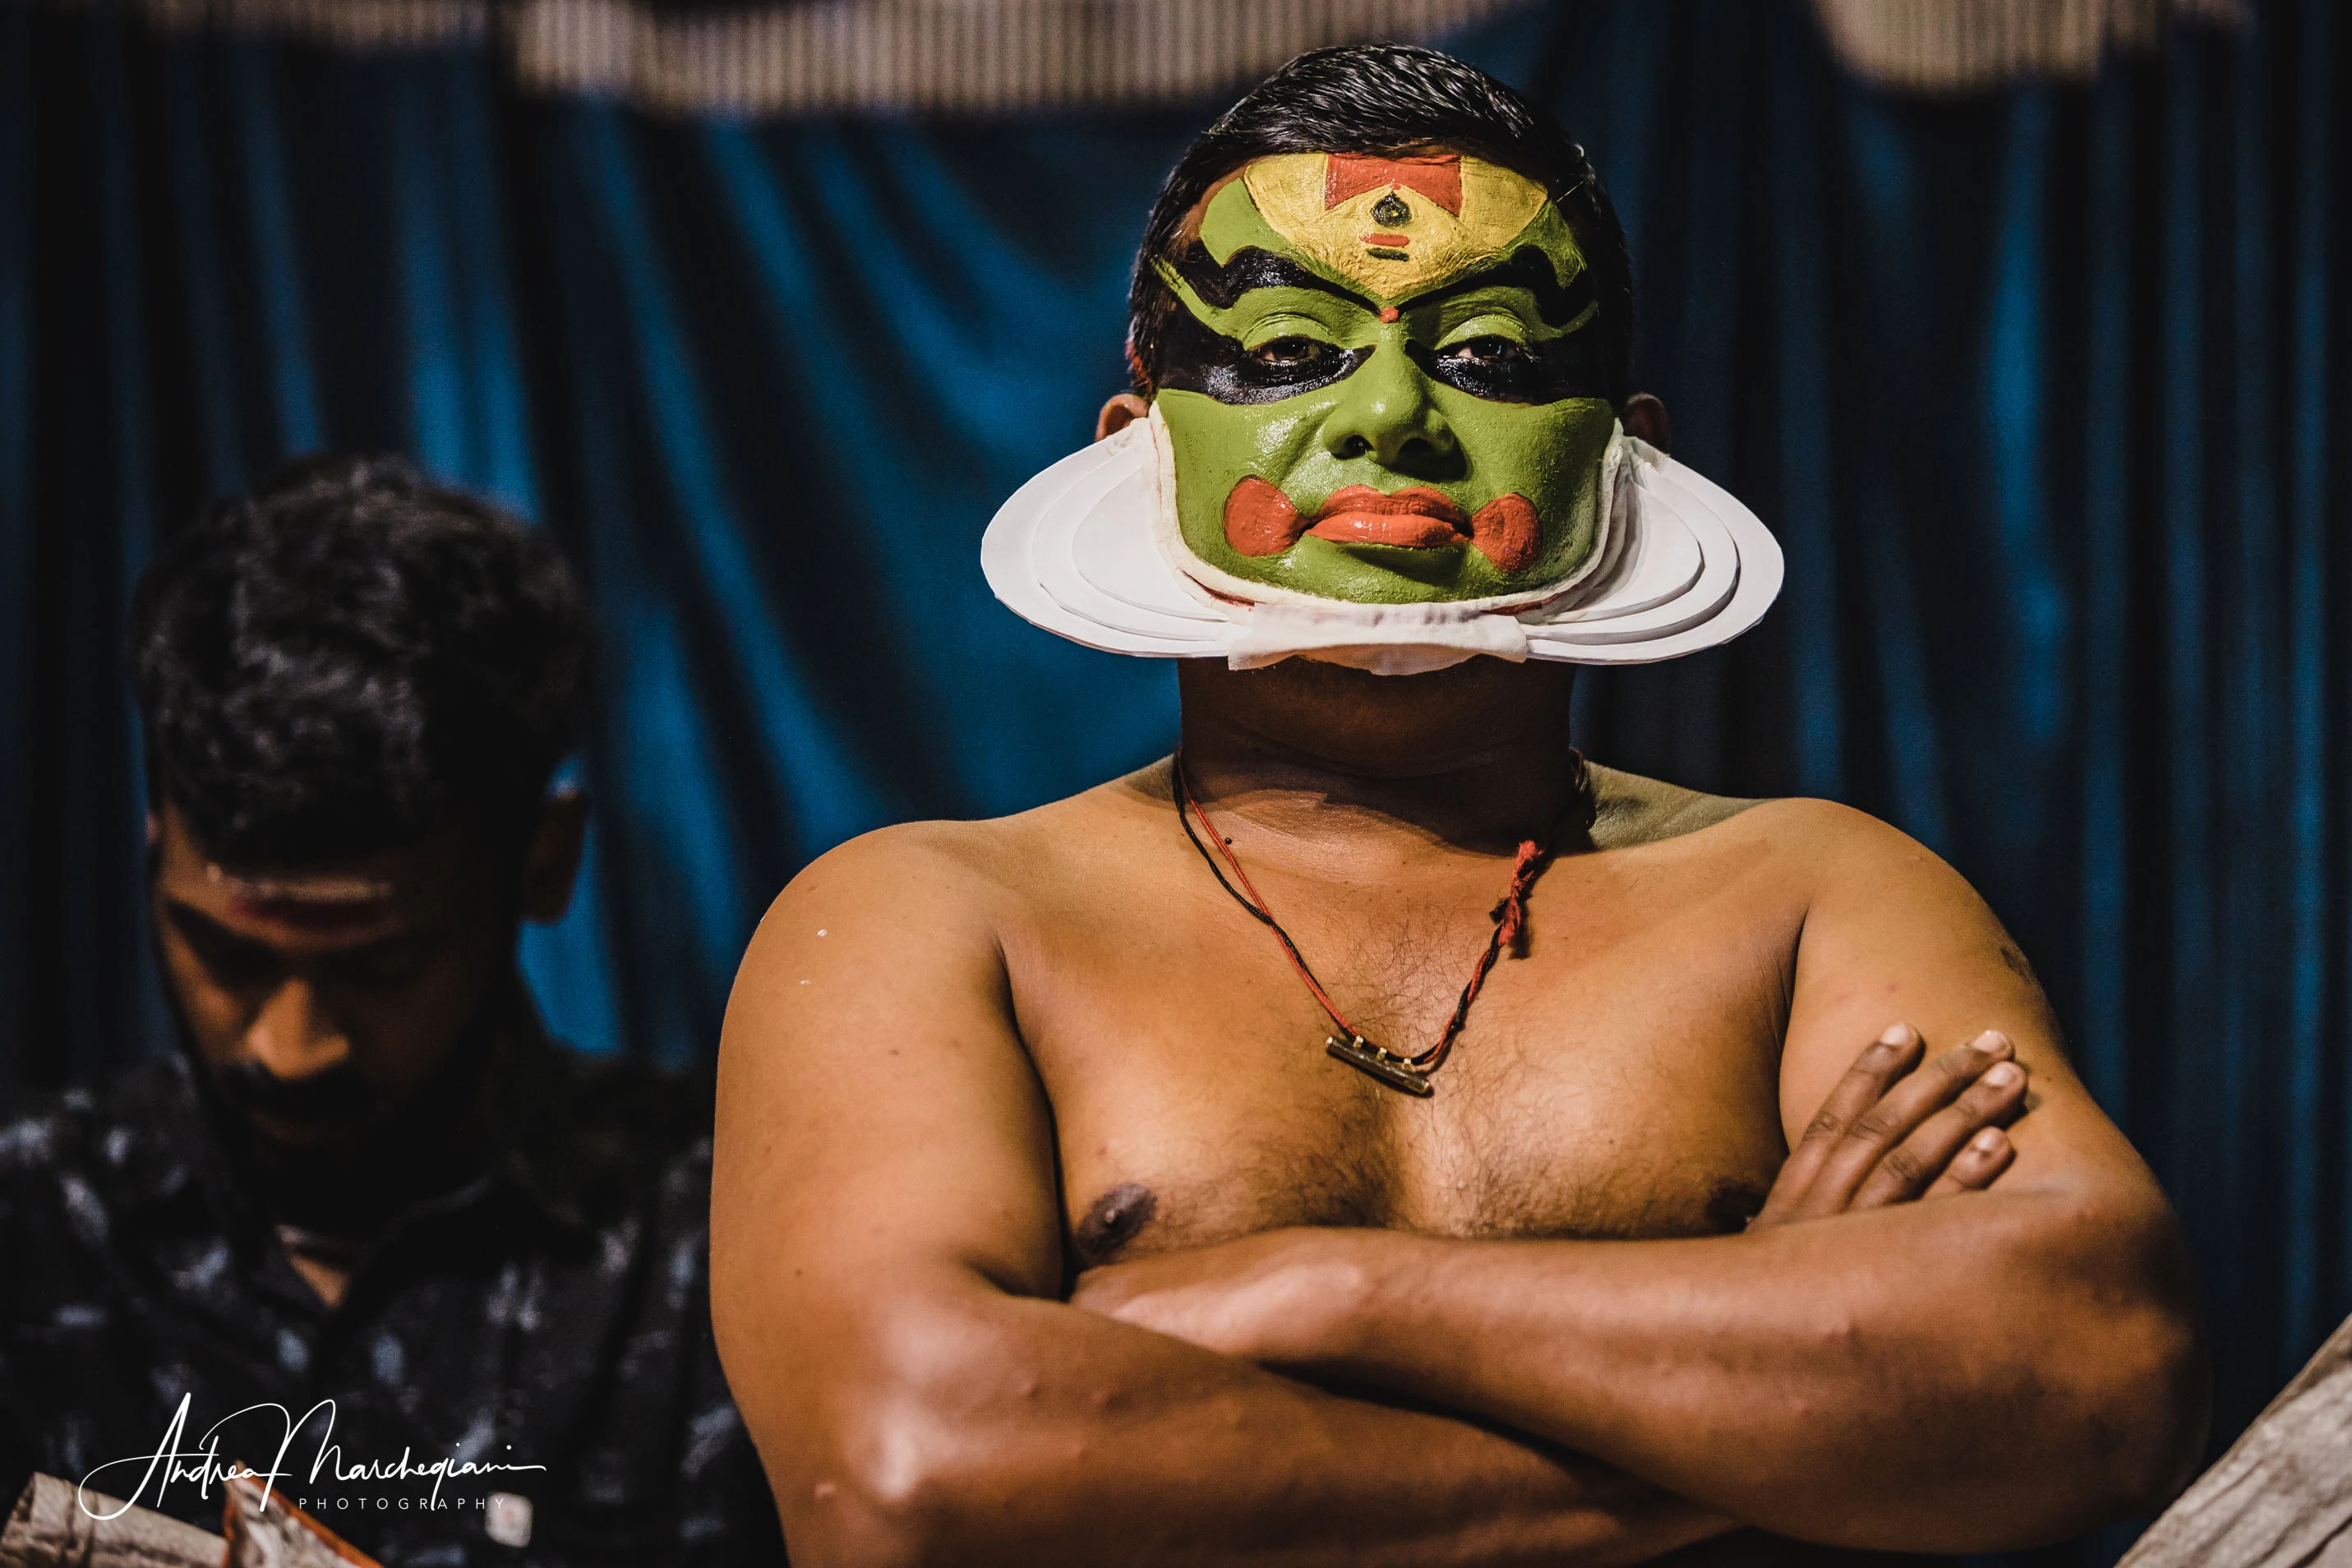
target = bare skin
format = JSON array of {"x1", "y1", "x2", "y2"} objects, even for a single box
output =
[
  {"x1": 151, "y1": 794, "x2": 586, "y2": 1305},
  {"x1": 713, "y1": 648, "x2": 2205, "y2": 1566}
]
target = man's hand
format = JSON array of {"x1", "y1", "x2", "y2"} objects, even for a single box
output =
[
  {"x1": 1750, "y1": 1021, "x2": 2026, "y2": 1228},
  {"x1": 1072, "y1": 1021, "x2": 2031, "y2": 1359}
]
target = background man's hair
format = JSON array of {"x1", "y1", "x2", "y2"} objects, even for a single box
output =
[
  {"x1": 130, "y1": 454, "x2": 593, "y2": 865},
  {"x1": 1127, "y1": 44, "x2": 1634, "y2": 404}
]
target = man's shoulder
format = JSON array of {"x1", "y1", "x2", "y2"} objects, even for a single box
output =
[
  {"x1": 0, "y1": 1058, "x2": 208, "y2": 1227},
  {"x1": 0, "y1": 1081, "x2": 92, "y2": 1177},
  {"x1": 776, "y1": 768, "x2": 1156, "y2": 911},
  {"x1": 1585, "y1": 763, "x2": 1767, "y2": 850},
  {"x1": 1585, "y1": 764, "x2": 1909, "y2": 863}
]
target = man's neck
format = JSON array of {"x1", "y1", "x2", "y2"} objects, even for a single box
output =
[{"x1": 1173, "y1": 656, "x2": 1583, "y2": 859}]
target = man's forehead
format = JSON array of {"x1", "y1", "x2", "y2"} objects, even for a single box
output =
[
  {"x1": 203, "y1": 863, "x2": 403, "y2": 934},
  {"x1": 151, "y1": 801, "x2": 452, "y2": 937},
  {"x1": 1199, "y1": 150, "x2": 1572, "y2": 306}
]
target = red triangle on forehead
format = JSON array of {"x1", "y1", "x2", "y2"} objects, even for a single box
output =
[{"x1": 1324, "y1": 153, "x2": 1464, "y2": 214}]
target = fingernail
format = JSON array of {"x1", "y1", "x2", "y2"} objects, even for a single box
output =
[
  {"x1": 1985, "y1": 1062, "x2": 2022, "y2": 1089},
  {"x1": 1878, "y1": 1023, "x2": 1916, "y2": 1047},
  {"x1": 1972, "y1": 1030, "x2": 2013, "y2": 1057},
  {"x1": 1971, "y1": 1128, "x2": 2006, "y2": 1153}
]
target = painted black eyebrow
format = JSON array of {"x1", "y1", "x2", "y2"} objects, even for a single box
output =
[
  {"x1": 1167, "y1": 243, "x2": 1378, "y2": 313},
  {"x1": 1403, "y1": 246, "x2": 1598, "y2": 330},
  {"x1": 1169, "y1": 241, "x2": 1593, "y2": 332}
]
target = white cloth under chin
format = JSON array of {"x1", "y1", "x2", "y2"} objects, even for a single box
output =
[{"x1": 1224, "y1": 600, "x2": 1532, "y2": 675}]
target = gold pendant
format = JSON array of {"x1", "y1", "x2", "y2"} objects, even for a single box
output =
[{"x1": 1326, "y1": 1035, "x2": 1436, "y2": 1098}]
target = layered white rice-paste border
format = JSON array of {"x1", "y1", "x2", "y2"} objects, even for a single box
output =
[{"x1": 981, "y1": 405, "x2": 1783, "y2": 671}]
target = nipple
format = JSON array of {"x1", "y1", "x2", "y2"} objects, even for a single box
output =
[{"x1": 1073, "y1": 1182, "x2": 1159, "y2": 1264}]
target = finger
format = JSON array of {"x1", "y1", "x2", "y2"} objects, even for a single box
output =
[
  {"x1": 1755, "y1": 1024, "x2": 1924, "y2": 1226},
  {"x1": 1798, "y1": 1025, "x2": 1928, "y2": 1153},
  {"x1": 1794, "y1": 1031, "x2": 2013, "y2": 1219},
  {"x1": 1925, "y1": 1127, "x2": 2018, "y2": 1199},
  {"x1": 1852, "y1": 1058, "x2": 2027, "y2": 1208}
]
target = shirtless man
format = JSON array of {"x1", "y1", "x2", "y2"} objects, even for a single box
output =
[{"x1": 712, "y1": 45, "x2": 2205, "y2": 1565}]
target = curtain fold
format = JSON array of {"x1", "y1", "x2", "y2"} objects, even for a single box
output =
[
  {"x1": 0, "y1": 4, "x2": 2346, "y2": 1558},
  {"x1": 1813, "y1": 0, "x2": 2246, "y2": 91}
]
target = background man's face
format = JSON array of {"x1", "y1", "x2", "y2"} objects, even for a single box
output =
[
  {"x1": 149, "y1": 800, "x2": 516, "y2": 1157},
  {"x1": 1153, "y1": 150, "x2": 1616, "y2": 604}
]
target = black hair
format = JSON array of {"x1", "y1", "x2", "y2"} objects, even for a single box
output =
[
  {"x1": 129, "y1": 454, "x2": 593, "y2": 865},
  {"x1": 1126, "y1": 44, "x2": 1635, "y2": 404}
]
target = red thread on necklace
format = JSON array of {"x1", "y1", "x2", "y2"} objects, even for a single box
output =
[{"x1": 1173, "y1": 752, "x2": 1586, "y2": 1084}]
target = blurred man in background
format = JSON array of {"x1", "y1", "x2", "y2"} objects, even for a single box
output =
[{"x1": 0, "y1": 458, "x2": 781, "y2": 1567}]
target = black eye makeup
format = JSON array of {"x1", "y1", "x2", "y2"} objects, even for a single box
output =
[
  {"x1": 1149, "y1": 241, "x2": 1612, "y2": 407},
  {"x1": 1248, "y1": 335, "x2": 1336, "y2": 371},
  {"x1": 1155, "y1": 306, "x2": 1373, "y2": 404},
  {"x1": 1410, "y1": 332, "x2": 1610, "y2": 404}
]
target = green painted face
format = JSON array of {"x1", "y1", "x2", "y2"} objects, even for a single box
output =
[{"x1": 1151, "y1": 151, "x2": 1615, "y2": 605}]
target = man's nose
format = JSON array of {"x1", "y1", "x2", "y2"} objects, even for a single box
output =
[
  {"x1": 243, "y1": 978, "x2": 352, "y2": 1081},
  {"x1": 1319, "y1": 335, "x2": 1458, "y2": 469}
]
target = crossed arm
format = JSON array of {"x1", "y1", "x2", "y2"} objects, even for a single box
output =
[
  {"x1": 712, "y1": 806, "x2": 2206, "y2": 1566},
  {"x1": 714, "y1": 829, "x2": 1707, "y2": 1568}
]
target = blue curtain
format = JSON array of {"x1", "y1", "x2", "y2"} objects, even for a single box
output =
[{"x1": 1, "y1": 3, "x2": 2346, "y2": 1556}]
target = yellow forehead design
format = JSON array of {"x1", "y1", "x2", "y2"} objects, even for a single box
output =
[{"x1": 1238, "y1": 151, "x2": 1551, "y2": 301}]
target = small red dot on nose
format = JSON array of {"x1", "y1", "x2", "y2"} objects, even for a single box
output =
[{"x1": 1378, "y1": 307, "x2": 1400, "y2": 324}]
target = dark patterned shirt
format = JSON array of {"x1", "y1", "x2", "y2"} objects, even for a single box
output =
[{"x1": 0, "y1": 1031, "x2": 784, "y2": 1568}]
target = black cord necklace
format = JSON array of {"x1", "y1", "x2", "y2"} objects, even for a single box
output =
[{"x1": 1173, "y1": 749, "x2": 1593, "y2": 1097}]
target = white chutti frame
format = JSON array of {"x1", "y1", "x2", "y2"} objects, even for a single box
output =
[{"x1": 982, "y1": 408, "x2": 1782, "y2": 674}]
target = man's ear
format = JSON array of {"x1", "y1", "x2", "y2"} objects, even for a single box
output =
[
  {"x1": 519, "y1": 788, "x2": 589, "y2": 924},
  {"x1": 1619, "y1": 392, "x2": 1672, "y2": 454},
  {"x1": 1096, "y1": 393, "x2": 1151, "y2": 442}
]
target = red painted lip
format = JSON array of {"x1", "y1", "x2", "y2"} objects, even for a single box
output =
[
  {"x1": 1304, "y1": 486, "x2": 1470, "y2": 550},
  {"x1": 1221, "y1": 477, "x2": 1540, "y2": 571}
]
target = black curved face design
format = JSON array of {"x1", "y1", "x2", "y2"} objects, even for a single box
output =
[{"x1": 1152, "y1": 242, "x2": 1608, "y2": 408}]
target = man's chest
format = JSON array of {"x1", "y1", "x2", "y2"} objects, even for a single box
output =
[{"x1": 1009, "y1": 853, "x2": 1802, "y2": 1266}]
